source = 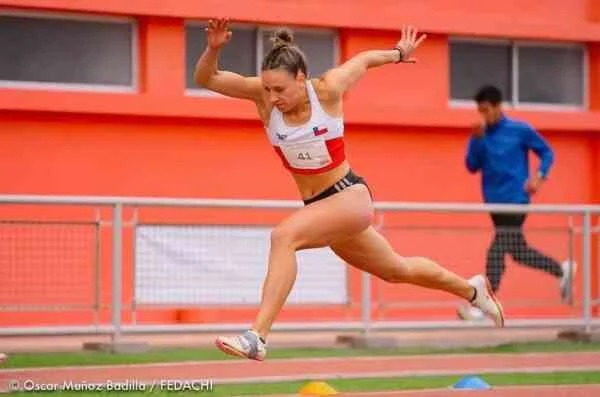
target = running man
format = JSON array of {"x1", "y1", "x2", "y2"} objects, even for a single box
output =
[{"x1": 458, "y1": 85, "x2": 575, "y2": 322}]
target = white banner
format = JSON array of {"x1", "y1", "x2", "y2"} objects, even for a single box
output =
[{"x1": 134, "y1": 225, "x2": 348, "y2": 305}]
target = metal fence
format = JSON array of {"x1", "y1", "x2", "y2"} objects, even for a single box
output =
[{"x1": 0, "y1": 195, "x2": 598, "y2": 343}]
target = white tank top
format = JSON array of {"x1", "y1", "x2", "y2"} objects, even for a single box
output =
[{"x1": 265, "y1": 80, "x2": 346, "y2": 175}]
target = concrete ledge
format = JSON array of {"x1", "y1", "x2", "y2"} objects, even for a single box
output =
[
  {"x1": 82, "y1": 341, "x2": 150, "y2": 353},
  {"x1": 557, "y1": 328, "x2": 600, "y2": 343},
  {"x1": 336, "y1": 334, "x2": 400, "y2": 348}
]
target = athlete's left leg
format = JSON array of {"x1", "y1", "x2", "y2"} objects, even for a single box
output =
[{"x1": 329, "y1": 226, "x2": 505, "y2": 327}]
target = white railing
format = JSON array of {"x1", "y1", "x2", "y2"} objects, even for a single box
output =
[{"x1": 0, "y1": 195, "x2": 598, "y2": 344}]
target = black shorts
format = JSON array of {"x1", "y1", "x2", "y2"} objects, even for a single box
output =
[{"x1": 303, "y1": 169, "x2": 373, "y2": 205}]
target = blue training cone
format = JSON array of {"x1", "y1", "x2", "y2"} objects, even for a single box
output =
[{"x1": 452, "y1": 375, "x2": 492, "y2": 390}]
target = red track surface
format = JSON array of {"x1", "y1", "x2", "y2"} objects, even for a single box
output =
[{"x1": 1, "y1": 352, "x2": 599, "y2": 394}]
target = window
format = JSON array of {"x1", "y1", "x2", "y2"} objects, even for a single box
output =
[
  {"x1": 518, "y1": 45, "x2": 584, "y2": 105},
  {"x1": 450, "y1": 42, "x2": 512, "y2": 102},
  {"x1": 185, "y1": 24, "x2": 337, "y2": 92},
  {"x1": 0, "y1": 13, "x2": 135, "y2": 90},
  {"x1": 450, "y1": 39, "x2": 586, "y2": 108}
]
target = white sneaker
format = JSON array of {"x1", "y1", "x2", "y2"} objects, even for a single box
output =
[
  {"x1": 215, "y1": 330, "x2": 267, "y2": 361},
  {"x1": 560, "y1": 260, "x2": 577, "y2": 303},
  {"x1": 457, "y1": 305, "x2": 486, "y2": 322},
  {"x1": 467, "y1": 275, "x2": 505, "y2": 328}
]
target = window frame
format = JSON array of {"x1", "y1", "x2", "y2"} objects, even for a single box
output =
[
  {"x1": 448, "y1": 37, "x2": 588, "y2": 111},
  {"x1": 0, "y1": 8, "x2": 138, "y2": 93}
]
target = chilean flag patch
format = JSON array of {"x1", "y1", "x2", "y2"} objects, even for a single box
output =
[{"x1": 313, "y1": 126, "x2": 328, "y2": 136}]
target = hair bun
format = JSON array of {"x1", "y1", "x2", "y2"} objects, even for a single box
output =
[{"x1": 271, "y1": 28, "x2": 294, "y2": 49}]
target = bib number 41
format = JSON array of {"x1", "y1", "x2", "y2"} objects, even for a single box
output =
[
  {"x1": 297, "y1": 152, "x2": 312, "y2": 160},
  {"x1": 280, "y1": 137, "x2": 332, "y2": 169}
]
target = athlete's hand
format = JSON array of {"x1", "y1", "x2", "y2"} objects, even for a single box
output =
[
  {"x1": 206, "y1": 18, "x2": 232, "y2": 49},
  {"x1": 394, "y1": 25, "x2": 427, "y2": 63}
]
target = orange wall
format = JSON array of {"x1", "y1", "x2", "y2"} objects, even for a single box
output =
[
  {"x1": 0, "y1": 113, "x2": 278, "y2": 198},
  {"x1": 2, "y1": 0, "x2": 598, "y2": 40},
  {"x1": 342, "y1": 32, "x2": 449, "y2": 112},
  {"x1": 1, "y1": 1, "x2": 599, "y2": 326},
  {"x1": 592, "y1": 0, "x2": 600, "y2": 22},
  {"x1": 0, "y1": 112, "x2": 595, "y2": 203}
]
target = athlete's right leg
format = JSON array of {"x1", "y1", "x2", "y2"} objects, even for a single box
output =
[
  {"x1": 330, "y1": 227, "x2": 504, "y2": 327},
  {"x1": 215, "y1": 184, "x2": 373, "y2": 361}
]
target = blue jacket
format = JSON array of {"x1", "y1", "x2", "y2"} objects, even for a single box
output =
[{"x1": 465, "y1": 115, "x2": 554, "y2": 204}]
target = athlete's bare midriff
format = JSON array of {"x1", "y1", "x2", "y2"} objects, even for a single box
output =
[{"x1": 290, "y1": 160, "x2": 351, "y2": 200}]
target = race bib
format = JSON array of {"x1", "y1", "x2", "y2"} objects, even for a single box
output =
[{"x1": 280, "y1": 138, "x2": 332, "y2": 169}]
